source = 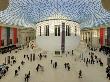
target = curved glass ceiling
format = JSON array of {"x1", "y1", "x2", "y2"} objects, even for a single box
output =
[{"x1": 0, "y1": 0, "x2": 110, "y2": 28}]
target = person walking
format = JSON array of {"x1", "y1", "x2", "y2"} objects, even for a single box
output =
[{"x1": 79, "y1": 70, "x2": 82, "y2": 78}]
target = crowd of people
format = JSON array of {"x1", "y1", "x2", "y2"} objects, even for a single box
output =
[
  {"x1": 0, "y1": 44, "x2": 110, "y2": 82},
  {"x1": 24, "y1": 71, "x2": 31, "y2": 82},
  {"x1": 0, "y1": 65, "x2": 9, "y2": 79},
  {"x1": 36, "y1": 64, "x2": 44, "y2": 72},
  {"x1": 106, "y1": 65, "x2": 110, "y2": 80},
  {"x1": 64, "y1": 63, "x2": 70, "y2": 71},
  {"x1": 80, "y1": 49, "x2": 104, "y2": 67},
  {"x1": 99, "y1": 46, "x2": 110, "y2": 56},
  {"x1": 0, "y1": 45, "x2": 23, "y2": 54}
]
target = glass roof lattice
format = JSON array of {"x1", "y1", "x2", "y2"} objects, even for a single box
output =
[{"x1": 0, "y1": 0, "x2": 110, "y2": 28}]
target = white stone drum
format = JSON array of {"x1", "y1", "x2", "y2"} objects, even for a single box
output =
[{"x1": 35, "y1": 14, "x2": 80, "y2": 52}]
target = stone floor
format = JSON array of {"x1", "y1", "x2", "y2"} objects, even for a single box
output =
[{"x1": 0, "y1": 45, "x2": 109, "y2": 82}]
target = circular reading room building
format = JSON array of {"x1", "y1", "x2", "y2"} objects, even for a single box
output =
[{"x1": 35, "y1": 14, "x2": 80, "y2": 54}]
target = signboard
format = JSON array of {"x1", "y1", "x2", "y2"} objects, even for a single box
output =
[{"x1": 100, "y1": 28, "x2": 104, "y2": 46}]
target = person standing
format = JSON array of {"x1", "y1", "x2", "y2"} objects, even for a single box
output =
[
  {"x1": 24, "y1": 55, "x2": 25, "y2": 58},
  {"x1": 28, "y1": 71, "x2": 30, "y2": 76},
  {"x1": 15, "y1": 70, "x2": 18, "y2": 76},
  {"x1": 25, "y1": 74, "x2": 27, "y2": 82},
  {"x1": 39, "y1": 53, "x2": 42, "y2": 60},
  {"x1": 64, "y1": 63, "x2": 67, "y2": 69},
  {"x1": 33, "y1": 53, "x2": 35, "y2": 61},
  {"x1": 18, "y1": 66, "x2": 20, "y2": 71},
  {"x1": 55, "y1": 62, "x2": 57, "y2": 68},
  {"x1": 84, "y1": 58, "x2": 85, "y2": 62},
  {"x1": 27, "y1": 56, "x2": 29, "y2": 61},
  {"x1": 51, "y1": 60, "x2": 53, "y2": 64},
  {"x1": 67, "y1": 66, "x2": 70, "y2": 71},
  {"x1": 6, "y1": 66, "x2": 9, "y2": 71},
  {"x1": 86, "y1": 61, "x2": 88, "y2": 67},
  {"x1": 53, "y1": 63, "x2": 54, "y2": 68},
  {"x1": 36, "y1": 65, "x2": 39, "y2": 72},
  {"x1": 72, "y1": 50, "x2": 74, "y2": 55}
]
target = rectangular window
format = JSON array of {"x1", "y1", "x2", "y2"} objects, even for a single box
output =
[
  {"x1": 75, "y1": 26, "x2": 77, "y2": 36},
  {"x1": 58, "y1": 26, "x2": 60, "y2": 36},
  {"x1": 40, "y1": 26, "x2": 41, "y2": 36},
  {"x1": 68, "y1": 27, "x2": 70, "y2": 36},
  {"x1": 45, "y1": 25, "x2": 49, "y2": 36},
  {"x1": 55, "y1": 25, "x2": 60, "y2": 36},
  {"x1": 55, "y1": 51, "x2": 60, "y2": 55},
  {"x1": 48, "y1": 26, "x2": 49, "y2": 36},
  {"x1": 66, "y1": 25, "x2": 71, "y2": 36},
  {"x1": 55, "y1": 27, "x2": 57, "y2": 36}
]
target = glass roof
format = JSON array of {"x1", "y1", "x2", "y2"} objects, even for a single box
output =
[{"x1": 0, "y1": 0, "x2": 110, "y2": 28}]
